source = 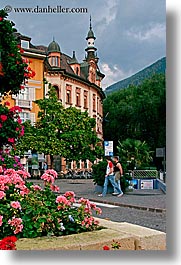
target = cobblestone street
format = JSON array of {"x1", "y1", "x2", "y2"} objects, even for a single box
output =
[{"x1": 29, "y1": 178, "x2": 166, "y2": 232}]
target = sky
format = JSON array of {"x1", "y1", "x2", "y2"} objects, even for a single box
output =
[{"x1": 0, "y1": 0, "x2": 166, "y2": 89}]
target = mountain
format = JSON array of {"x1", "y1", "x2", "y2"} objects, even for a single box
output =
[{"x1": 105, "y1": 57, "x2": 166, "y2": 94}]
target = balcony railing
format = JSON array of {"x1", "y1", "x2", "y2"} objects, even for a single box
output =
[{"x1": 16, "y1": 99, "x2": 32, "y2": 109}]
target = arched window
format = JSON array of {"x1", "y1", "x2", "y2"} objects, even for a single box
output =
[{"x1": 53, "y1": 85, "x2": 59, "y2": 99}]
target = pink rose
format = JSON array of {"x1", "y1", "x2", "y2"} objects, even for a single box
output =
[{"x1": 10, "y1": 201, "x2": 21, "y2": 209}]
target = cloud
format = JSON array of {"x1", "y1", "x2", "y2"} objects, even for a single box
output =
[
  {"x1": 100, "y1": 63, "x2": 133, "y2": 89},
  {"x1": 126, "y1": 23, "x2": 166, "y2": 41},
  {"x1": 0, "y1": 0, "x2": 165, "y2": 86},
  {"x1": 94, "y1": 0, "x2": 118, "y2": 36}
]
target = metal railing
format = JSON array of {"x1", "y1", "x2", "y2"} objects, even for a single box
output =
[{"x1": 132, "y1": 170, "x2": 158, "y2": 179}]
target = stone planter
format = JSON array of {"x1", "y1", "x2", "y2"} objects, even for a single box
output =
[{"x1": 16, "y1": 218, "x2": 166, "y2": 250}]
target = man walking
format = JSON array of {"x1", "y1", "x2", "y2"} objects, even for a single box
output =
[
  {"x1": 112, "y1": 156, "x2": 124, "y2": 197},
  {"x1": 98, "y1": 157, "x2": 122, "y2": 197}
]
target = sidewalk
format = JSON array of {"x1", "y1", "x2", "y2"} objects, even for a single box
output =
[{"x1": 30, "y1": 178, "x2": 166, "y2": 213}]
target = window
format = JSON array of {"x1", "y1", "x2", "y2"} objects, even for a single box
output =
[
  {"x1": 76, "y1": 67, "x2": 79, "y2": 75},
  {"x1": 84, "y1": 91, "x2": 88, "y2": 109},
  {"x1": 93, "y1": 94, "x2": 96, "y2": 112},
  {"x1": 76, "y1": 88, "x2": 81, "y2": 107},
  {"x1": 19, "y1": 87, "x2": 29, "y2": 100},
  {"x1": 97, "y1": 97, "x2": 99, "y2": 114},
  {"x1": 19, "y1": 112, "x2": 30, "y2": 123},
  {"x1": 53, "y1": 85, "x2": 60, "y2": 99},
  {"x1": 66, "y1": 85, "x2": 72, "y2": 104},
  {"x1": 51, "y1": 56, "x2": 59, "y2": 67},
  {"x1": 21, "y1": 40, "x2": 29, "y2": 49}
]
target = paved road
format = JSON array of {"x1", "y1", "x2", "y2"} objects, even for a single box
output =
[{"x1": 29, "y1": 178, "x2": 166, "y2": 233}]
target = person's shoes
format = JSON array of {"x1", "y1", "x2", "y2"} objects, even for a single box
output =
[
  {"x1": 117, "y1": 193, "x2": 123, "y2": 197},
  {"x1": 112, "y1": 192, "x2": 119, "y2": 196},
  {"x1": 98, "y1": 194, "x2": 103, "y2": 197}
]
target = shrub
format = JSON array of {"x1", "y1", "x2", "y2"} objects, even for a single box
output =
[
  {"x1": 0, "y1": 169, "x2": 102, "y2": 239},
  {"x1": 0, "y1": 151, "x2": 23, "y2": 171},
  {"x1": 92, "y1": 160, "x2": 107, "y2": 186}
]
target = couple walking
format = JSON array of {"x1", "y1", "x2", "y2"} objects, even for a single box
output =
[{"x1": 98, "y1": 156, "x2": 124, "y2": 197}]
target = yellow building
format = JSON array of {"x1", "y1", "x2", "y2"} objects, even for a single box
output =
[
  {"x1": 2, "y1": 18, "x2": 105, "y2": 173},
  {"x1": 2, "y1": 34, "x2": 46, "y2": 126}
]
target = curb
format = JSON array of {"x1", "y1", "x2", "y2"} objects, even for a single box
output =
[{"x1": 77, "y1": 196, "x2": 166, "y2": 213}]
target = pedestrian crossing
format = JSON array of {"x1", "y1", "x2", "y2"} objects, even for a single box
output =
[{"x1": 74, "y1": 201, "x2": 119, "y2": 208}]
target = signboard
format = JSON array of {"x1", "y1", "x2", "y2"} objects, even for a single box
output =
[
  {"x1": 104, "y1": 141, "x2": 113, "y2": 156},
  {"x1": 141, "y1": 179, "x2": 153, "y2": 189},
  {"x1": 129, "y1": 179, "x2": 138, "y2": 189},
  {"x1": 156, "y1": 148, "x2": 165, "y2": 157},
  {"x1": 32, "y1": 165, "x2": 39, "y2": 170}
]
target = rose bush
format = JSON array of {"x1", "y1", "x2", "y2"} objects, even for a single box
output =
[
  {"x1": 0, "y1": 102, "x2": 24, "y2": 149},
  {"x1": 0, "y1": 151, "x2": 23, "y2": 171},
  {"x1": 0, "y1": 168, "x2": 102, "y2": 239}
]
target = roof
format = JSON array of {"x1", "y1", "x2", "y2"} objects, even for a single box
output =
[
  {"x1": 47, "y1": 40, "x2": 61, "y2": 53},
  {"x1": 68, "y1": 51, "x2": 79, "y2": 65},
  {"x1": 86, "y1": 16, "x2": 96, "y2": 40},
  {"x1": 86, "y1": 28, "x2": 96, "y2": 40},
  {"x1": 14, "y1": 32, "x2": 105, "y2": 98}
]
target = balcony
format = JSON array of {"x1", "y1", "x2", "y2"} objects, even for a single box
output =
[{"x1": 16, "y1": 99, "x2": 32, "y2": 109}]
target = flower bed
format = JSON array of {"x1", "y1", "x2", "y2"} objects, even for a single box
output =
[{"x1": 0, "y1": 168, "x2": 102, "y2": 242}]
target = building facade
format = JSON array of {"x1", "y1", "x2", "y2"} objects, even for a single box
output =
[
  {"x1": 2, "y1": 18, "x2": 105, "y2": 172},
  {"x1": 44, "y1": 17, "x2": 105, "y2": 141}
]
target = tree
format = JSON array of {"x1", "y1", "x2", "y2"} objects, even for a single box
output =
[
  {"x1": 103, "y1": 74, "x2": 166, "y2": 156},
  {"x1": 16, "y1": 86, "x2": 103, "y2": 167},
  {"x1": 0, "y1": 9, "x2": 35, "y2": 96},
  {"x1": 117, "y1": 138, "x2": 153, "y2": 171},
  {"x1": 0, "y1": 9, "x2": 35, "y2": 170}
]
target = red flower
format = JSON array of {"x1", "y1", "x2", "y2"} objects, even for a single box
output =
[
  {"x1": 4, "y1": 101, "x2": 10, "y2": 106},
  {"x1": 103, "y1": 245, "x2": 110, "y2": 250},
  {"x1": 0, "y1": 115, "x2": 7, "y2": 122},
  {"x1": 17, "y1": 117, "x2": 22, "y2": 124},
  {"x1": 0, "y1": 17, "x2": 3, "y2": 22},
  {"x1": 10, "y1": 106, "x2": 22, "y2": 112},
  {"x1": 20, "y1": 126, "x2": 24, "y2": 136},
  {"x1": 0, "y1": 236, "x2": 17, "y2": 250},
  {"x1": 8, "y1": 138, "x2": 15, "y2": 143}
]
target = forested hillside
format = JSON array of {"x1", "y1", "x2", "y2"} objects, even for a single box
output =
[
  {"x1": 105, "y1": 57, "x2": 166, "y2": 94},
  {"x1": 103, "y1": 74, "x2": 166, "y2": 169}
]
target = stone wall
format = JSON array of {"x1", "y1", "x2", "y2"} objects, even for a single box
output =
[{"x1": 16, "y1": 218, "x2": 166, "y2": 250}]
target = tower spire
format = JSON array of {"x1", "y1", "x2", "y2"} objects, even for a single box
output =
[{"x1": 90, "y1": 15, "x2": 92, "y2": 30}]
